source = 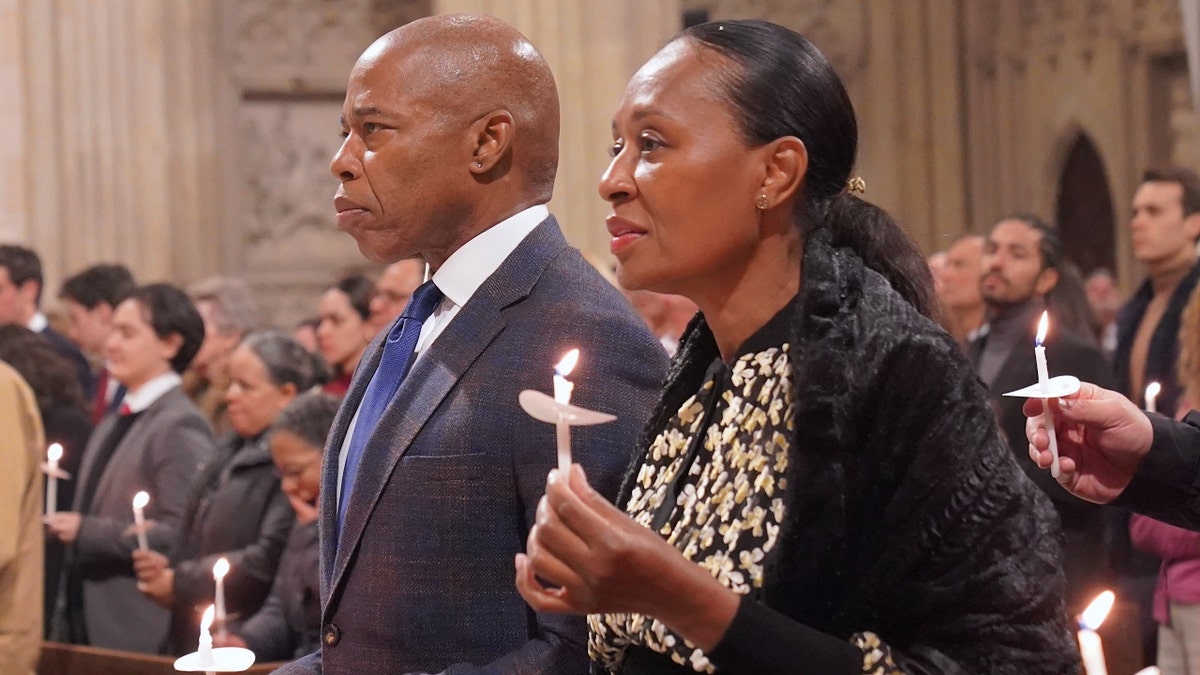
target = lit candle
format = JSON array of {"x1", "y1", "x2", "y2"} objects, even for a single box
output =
[
  {"x1": 1034, "y1": 312, "x2": 1061, "y2": 478},
  {"x1": 553, "y1": 349, "x2": 579, "y2": 473},
  {"x1": 1145, "y1": 381, "x2": 1161, "y2": 415},
  {"x1": 46, "y1": 443, "x2": 62, "y2": 515},
  {"x1": 1078, "y1": 590, "x2": 1114, "y2": 675},
  {"x1": 212, "y1": 557, "x2": 230, "y2": 638},
  {"x1": 197, "y1": 604, "x2": 214, "y2": 665},
  {"x1": 131, "y1": 491, "x2": 150, "y2": 551}
]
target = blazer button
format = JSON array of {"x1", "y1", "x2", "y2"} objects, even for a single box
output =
[{"x1": 323, "y1": 623, "x2": 341, "y2": 646}]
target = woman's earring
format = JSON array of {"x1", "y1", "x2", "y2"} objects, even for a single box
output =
[{"x1": 756, "y1": 194, "x2": 769, "y2": 211}]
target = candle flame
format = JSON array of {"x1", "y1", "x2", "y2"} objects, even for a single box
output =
[
  {"x1": 132, "y1": 491, "x2": 150, "y2": 509},
  {"x1": 213, "y1": 557, "x2": 230, "y2": 580},
  {"x1": 1146, "y1": 382, "x2": 1161, "y2": 400},
  {"x1": 200, "y1": 604, "x2": 214, "y2": 632},
  {"x1": 1080, "y1": 590, "x2": 1115, "y2": 630},
  {"x1": 1035, "y1": 311, "x2": 1049, "y2": 346},
  {"x1": 555, "y1": 349, "x2": 579, "y2": 377},
  {"x1": 47, "y1": 443, "x2": 63, "y2": 462}
]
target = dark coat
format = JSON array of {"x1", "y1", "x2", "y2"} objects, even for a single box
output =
[
  {"x1": 168, "y1": 432, "x2": 294, "y2": 654},
  {"x1": 621, "y1": 229, "x2": 1078, "y2": 674},
  {"x1": 278, "y1": 218, "x2": 668, "y2": 674},
  {"x1": 970, "y1": 311, "x2": 1117, "y2": 610},
  {"x1": 1113, "y1": 261, "x2": 1200, "y2": 414},
  {"x1": 1117, "y1": 410, "x2": 1200, "y2": 529},
  {"x1": 38, "y1": 325, "x2": 95, "y2": 401},
  {"x1": 238, "y1": 520, "x2": 320, "y2": 661}
]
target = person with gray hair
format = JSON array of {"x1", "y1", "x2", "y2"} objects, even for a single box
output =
[
  {"x1": 185, "y1": 276, "x2": 260, "y2": 434},
  {"x1": 215, "y1": 391, "x2": 339, "y2": 661},
  {"x1": 133, "y1": 331, "x2": 325, "y2": 654}
]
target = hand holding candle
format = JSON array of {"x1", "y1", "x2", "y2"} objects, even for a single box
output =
[
  {"x1": 132, "y1": 490, "x2": 150, "y2": 551},
  {"x1": 45, "y1": 443, "x2": 62, "y2": 515},
  {"x1": 213, "y1": 557, "x2": 230, "y2": 639},
  {"x1": 1034, "y1": 312, "x2": 1062, "y2": 478},
  {"x1": 1078, "y1": 590, "x2": 1114, "y2": 675},
  {"x1": 1144, "y1": 381, "x2": 1161, "y2": 415},
  {"x1": 553, "y1": 349, "x2": 579, "y2": 473}
]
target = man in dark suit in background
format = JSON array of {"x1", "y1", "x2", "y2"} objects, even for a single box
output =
[
  {"x1": 969, "y1": 214, "x2": 1117, "y2": 614},
  {"x1": 277, "y1": 14, "x2": 667, "y2": 675},
  {"x1": 0, "y1": 245, "x2": 94, "y2": 399},
  {"x1": 58, "y1": 263, "x2": 137, "y2": 424}
]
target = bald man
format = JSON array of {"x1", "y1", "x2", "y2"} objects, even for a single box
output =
[
  {"x1": 367, "y1": 259, "x2": 425, "y2": 333},
  {"x1": 279, "y1": 15, "x2": 667, "y2": 674}
]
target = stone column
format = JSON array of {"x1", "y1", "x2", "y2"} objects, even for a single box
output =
[
  {"x1": 16, "y1": 0, "x2": 225, "y2": 290},
  {"x1": 434, "y1": 0, "x2": 681, "y2": 261}
]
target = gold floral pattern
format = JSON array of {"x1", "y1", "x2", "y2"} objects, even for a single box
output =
[{"x1": 589, "y1": 346, "x2": 793, "y2": 673}]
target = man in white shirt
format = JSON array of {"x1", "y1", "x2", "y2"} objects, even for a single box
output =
[{"x1": 278, "y1": 14, "x2": 667, "y2": 675}]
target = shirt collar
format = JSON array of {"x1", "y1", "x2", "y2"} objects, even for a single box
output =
[
  {"x1": 27, "y1": 312, "x2": 48, "y2": 333},
  {"x1": 121, "y1": 371, "x2": 183, "y2": 413},
  {"x1": 432, "y1": 204, "x2": 548, "y2": 309}
]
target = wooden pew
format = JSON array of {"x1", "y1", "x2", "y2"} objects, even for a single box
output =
[{"x1": 39, "y1": 641, "x2": 286, "y2": 675}]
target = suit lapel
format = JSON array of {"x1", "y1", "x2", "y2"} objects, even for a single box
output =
[{"x1": 324, "y1": 217, "x2": 570, "y2": 609}]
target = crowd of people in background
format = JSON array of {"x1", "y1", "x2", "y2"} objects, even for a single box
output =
[
  {"x1": 0, "y1": 239, "x2": 693, "y2": 666},
  {"x1": 928, "y1": 167, "x2": 1200, "y2": 671}
]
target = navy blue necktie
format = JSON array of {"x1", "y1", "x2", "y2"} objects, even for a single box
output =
[{"x1": 337, "y1": 280, "x2": 443, "y2": 533}]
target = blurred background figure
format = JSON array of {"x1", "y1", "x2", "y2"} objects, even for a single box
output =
[
  {"x1": 367, "y1": 260, "x2": 425, "y2": 333},
  {"x1": 316, "y1": 275, "x2": 374, "y2": 397},
  {"x1": 291, "y1": 318, "x2": 320, "y2": 355},
  {"x1": 133, "y1": 331, "x2": 324, "y2": 654},
  {"x1": 0, "y1": 245, "x2": 93, "y2": 399},
  {"x1": 0, "y1": 325, "x2": 91, "y2": 637},
  {"x1": 1085, "y1": 268, "x2": 1122, "y2": 356},
  {"x1": 46, "y1": 283, "x2": 215, "y2": 654},
  {"x1": 623, "y1": 289, "x2": 696, "y2": 356},
  {"x1": 214, "y1": 391, "x2": 339, "y2": 661},
  {"x1": 57, "y1": 264, "x2": 137, "y2": 424},
  {"x1": 186, "y1": 277, "x2": 259, "y2": 436},
  {"x1": 926, "y1": 249, "x2": 947, "y2": 295},
  {"x1": 0, "y1": 360, "x2": 43, "y2": 675},
  {"x1": 935, "y1": 234, "x2": 985, "y2": 350}
]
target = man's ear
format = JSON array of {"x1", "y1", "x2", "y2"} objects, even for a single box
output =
[
  {"x1": 756, "y1": 136, "x2": 808, "y2": 211},
  {"x1": 17, "y1": 280, "x2": 40, "y2": 308},
  {"x1": 159, "y1": 332, "x2": 184, "y2": 363},
  {"x1": 469, "y1": 109, "x2": 516, "y2": 174},
  {"x1": 1184, "y1": 212, "x2": 1200, "y2": 243},
  {"x1": 1035, "y1": 267, "x2": 1060, "y2": 297}
]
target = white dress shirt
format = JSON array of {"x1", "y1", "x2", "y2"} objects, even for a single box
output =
[
  {"x1": 336, "y1": 204, "x2": 549, "y2": 503},
  {"x1": 119, "y1": 371, "x2": 183, "y2": 413}
]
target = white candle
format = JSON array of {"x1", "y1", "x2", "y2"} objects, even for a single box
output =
[
  {"x1": 1078, "y1": 590, "x2": 1114, "y2": 675},
  {"x1": 1034, "y1": 312, "x2": 1061, "y2": 478},
  {"x1": 553, "y1": 349, "x2": 579, "y2": 473},
  {"x1": 46, "y1": 443, "x2": 62, "y2": 515},
  {"x1": 213, "y1": 557, "x2": 230, "y2": 638},
  {"x1": 131, "y1": 491, "x2": 150, "y2": 551},
  {"x1": 197, "y1": 604, "x2": 214, "y2": 665},
  {"x1": 1145, "y1": 381, "x2": 1161, "y2": 415}
]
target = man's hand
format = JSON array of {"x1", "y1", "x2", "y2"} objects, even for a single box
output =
[
  {"x1": 1024, "y1": 382, "x2": 1153, "y2": 504},
  {"x1": 44, "y1": 512, "x2": 83, "y2": 543}
]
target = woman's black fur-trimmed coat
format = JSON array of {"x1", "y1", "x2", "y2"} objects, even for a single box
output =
[{"x1": 616, "y1": 229, "x2": 1079, "y2": 674}]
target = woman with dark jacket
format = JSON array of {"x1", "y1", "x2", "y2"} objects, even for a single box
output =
[
  {"x1": 0, "y1": 325, "x2": 93, "y2": 636},
  {"x1": 516, "y1": 20, "x2": 1077, "y2": 674},
  {"x1": 134, "y1": 331, "x2": 325, "y2": 654},
  {"x1": 215, "y1": 391, "x2": 339, "y2": 661}
]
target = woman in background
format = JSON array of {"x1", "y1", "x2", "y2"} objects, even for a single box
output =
[
  {"x1": 214, "y1": 391, "x2": 339, "y2": 661},
  {"x1": 0, "y1": 325, "x2": 92, "y2": 636},
  {"x1": 316, "y1": 275, "x2": 374, "y2": 397},
  {"x1": 134, "y1": 331, "x2": 324, "y2": 654}
]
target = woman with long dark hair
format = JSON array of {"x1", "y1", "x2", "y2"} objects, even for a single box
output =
[{"x1": 517, "y1": 20, "x2": 1076, "y2": 674}]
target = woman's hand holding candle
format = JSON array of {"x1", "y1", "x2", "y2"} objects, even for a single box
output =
[{"x1": 133, "y1": 549, "x2": 175, "y2": 607}]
